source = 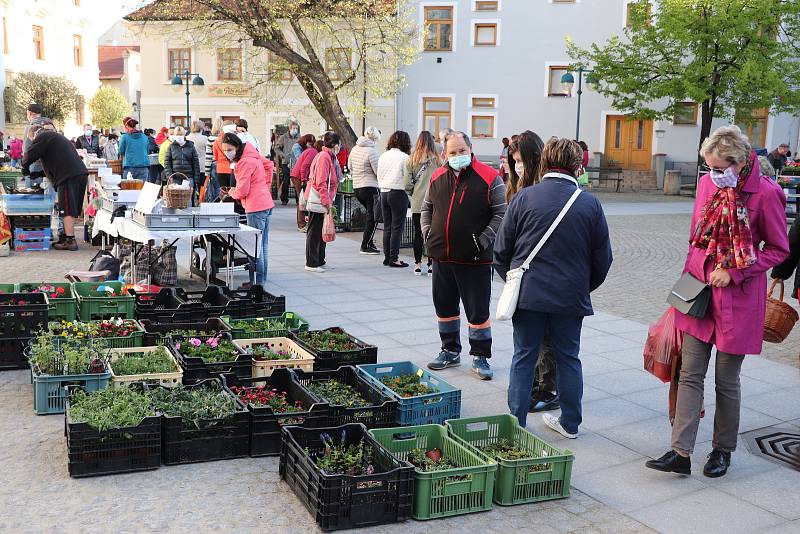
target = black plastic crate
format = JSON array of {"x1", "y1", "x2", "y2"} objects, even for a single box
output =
[
  {"x1": 169, "y1": 337, "x2": 252, "y2": 386},
  {"x1": 222, "y1": 286, "x2": 286, "y2": 319},
  {"x1": 139, "y1": 318, "x2": 231, "y2": 346},
  {"x1": 65, "y1": 386, "x2": 161, "y2": 478},
  {"x1": 339, "y1": 194, "x2": 366, "y2": 233},
  {"x1": 10, "y1": 215, "x2": 50, "y2": 230},
  {"x1": 133, "y1": 288, "x2": 194, "y2": 323},
  {"x1": 292, "y1": 366, "x2": 398, "y2": 429},
  {"x1": 221, "y1": 369, "x2": 329, "y2": 457},
  {"x1": 291, "y1": 328, "x2": 378, "y2": 372},
  {"x1": 147, "y1": 379, "x2": 250, "y2": 465},
  {"x1": 399, "y1": 216, "x2": 413, "y2": 249},
  {"x1": 0, "y1": 336, "x2": 32, "y2": 370},
  {"x1": 280, "y1": 423, "x2": 414, "y2": 531},
  {"x1": 0, "y1": 292, "x2": 48, "y2": 338},
  {"x1": 174, "y1": 286, "x2": 232, "y2": 317}
]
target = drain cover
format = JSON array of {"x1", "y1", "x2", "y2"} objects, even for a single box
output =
[{"x1": 743, "y1": 426, "x2": 800, "y2": 471}]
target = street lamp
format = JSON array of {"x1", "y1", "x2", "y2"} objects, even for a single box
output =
[
  {"x1": 560, "y1": 66, "x2": 595, "y2": 141},
  {"x1": 171, "y1": 71, "x2": 204, "y2": 128}
]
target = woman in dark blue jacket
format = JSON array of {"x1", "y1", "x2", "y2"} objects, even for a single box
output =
[{"x1": 494, "y1": 138, "x2": 612, "y2": 438}]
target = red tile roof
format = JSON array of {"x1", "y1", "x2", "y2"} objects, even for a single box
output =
[{"x1": 98, "y1": 46, "x2": 140, "y2": 80}]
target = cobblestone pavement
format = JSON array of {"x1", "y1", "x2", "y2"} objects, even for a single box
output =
[{"x1": 1, "y1": 194, "x2": 799, "y2": 533}]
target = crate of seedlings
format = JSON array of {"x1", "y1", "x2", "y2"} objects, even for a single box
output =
[
  {"x1": 223, "y1": 369, "x2": 329, "y2": 457},
  {"x1": 173, "y1": 286, "x2": 232, "y2": 318},
  {"x1": 280, "y1": 423, "x2": 414, "y2": 531},
  {"x1": 27, "y1": 334, "x2": 111, "y2": 415},
  {"x1": 292, "y1": 328, "x2": 377, "y2": 371},
  {"x1": 234, "y1": 337, "x2": 315, "y2": 378},
  {"x1": 48, "y1": 319, "x2": 144, "y2": 349},
  {"x1": 16, "y1": 282, "x2": 77, "y2": 321},
  {"x1": 146, "y1": 378, "x2": 249, "y2": 465},
  {"x1": 0, "y1": 292, "x2": 48, "y2": 338},
  {"x1": 445, "y1": 414, "x2": 574, "y2": 506},
  {"x1": 73, "y1": 282, "x2": 134, "y2": 320},
  {"x1": 370, "y1": 424, "x2": 497, "y2": 520},
  {"x1": 170, "y1": 334, "x2": 252, "y2": 385},
  {"x1": 65, "y1": 385, "x2": 161, "y2": 478},
  {"x1": 138, "y1": 317, "x2": 231, "y2": 346},
  {"x1": 222, "y1": 312, "x2": 309, "y2": 340},
  {"x1": 293, "y1": 366, "x2": 398, "y2": 429},
  {"x1": 108, "y1": 346, "x2": 182, "y2": 388},
  {"x1": 357, "y1": 362, "x2": 461, "y2": 426}
]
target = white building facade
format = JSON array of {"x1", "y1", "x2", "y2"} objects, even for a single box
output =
[{"x1": 397, "y1": 0, "x2": 800, "y2": 175}]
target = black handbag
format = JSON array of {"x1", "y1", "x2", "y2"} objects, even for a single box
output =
[{"x1": 667, "y1": 273, "x2": 711, "y2": 318}]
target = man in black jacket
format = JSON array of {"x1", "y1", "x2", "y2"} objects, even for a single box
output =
[
  {"x1": 767, "y1": 143, "x2": 790, "y2": 175},
  {"x1": 21, "y1": 126, "x2": 88, "y2": 251},
  {"x1": 163, "y1": 126, "x2": 202, "y2": 202},
  {"x1": 75, "y1": 123, "x2": 101, "y2": 156},
  {"x1": 422, "y1": 131, "x2": 507, "y2": 380}
]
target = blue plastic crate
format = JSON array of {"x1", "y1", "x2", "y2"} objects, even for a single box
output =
[
  {"x1": 31, "y1": 368, "x2": 111, "y2": 415},
  {"x1": 357, "y1": 361, "x2": 461, "y2": 426},
  {"x1": 1, "y1": 193, "x2": 54, "y2": 215}
]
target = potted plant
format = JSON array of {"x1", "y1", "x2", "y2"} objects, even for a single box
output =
[
  {"x1": 292, "y1": 327, "x2": 377, "y2": 371},
  {"x1": 233, "y1": 337, "x2": 314, "y2": 378},
  {"x1": 108, "y1": 345, "x2": 182, "y2": 388}
]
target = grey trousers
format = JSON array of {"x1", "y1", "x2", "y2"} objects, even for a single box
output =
[{"x1": 672, "y1": 334, "x2": 745, "y2": 455}]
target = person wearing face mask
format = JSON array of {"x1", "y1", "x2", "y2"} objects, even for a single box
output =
[
  {"x1": 213, "y1": 121, "x2": 238, "y2": 187},
  {"x1": 646, "y1": 126, "x2": 789, "y2": 478},
  {"x1": 304, "y1": 131, "x2": 341, "y2": 272},
  {"x1": 118, "y1": 116, "x2": 151, "y2": 182},
  {"x1": 275, "y1": 121, "x2": 300, "y2": 205},
  {"x1": 158, "y1": 127, "x2": 176, "y2": 169},
  {"x1": 422, "y1": 131, "x2": 507, "y2": 381},
  {"x1": 163, "y1": 126, "x2": 202, "y2": 203},
  {"x1": 75, "y1": 124, "x2": 100, "y2": 156}
]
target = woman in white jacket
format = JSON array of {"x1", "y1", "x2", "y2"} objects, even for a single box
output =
[
  {"x1": 349, "y1": 126, "x2": 382, "y2": 254},
  {"x1": 377, "y1": 130, "x2": 412, "y2": 267}
]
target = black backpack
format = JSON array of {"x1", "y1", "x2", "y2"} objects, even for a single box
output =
[{"x1": 89, "y1": 250, "x2": 121, "y2": 280}]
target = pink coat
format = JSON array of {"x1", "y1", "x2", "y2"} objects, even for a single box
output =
[
  {"x1": 304, "y1": 147, "x2": 339, "y2": 207},
  {"x1": 9, "y1": 138, "x2": 23, "y2": 159},
  {"x1": 675, "y1": 155, "x2": 790, "y2": 355},
  {"x1": 291, "y1": 147, "x2": 318, "y2": 182},
  {"x1": 228, "y1": 143, "x2": 275, "y2": 213}
]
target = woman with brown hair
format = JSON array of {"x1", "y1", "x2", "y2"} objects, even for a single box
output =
[
  {"x1": 405, "y1": 130, "x2": 442, "y2": 275},
  {"x1": 377, "y1": 130, "x2": 412, "y2": 268},
  {"x1": 505, "y1": 130, "x2": 545, "y2": 202}
]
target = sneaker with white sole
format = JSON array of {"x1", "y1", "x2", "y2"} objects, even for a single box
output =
[
  {"x1": 471, "y1": 356, "x2": 493, "y2": 380},
  {"x1": 542, "y1": 413, "x2": 578, "y2": 439},
  {"x1": 304, "y1": 265, "x2": 325, "y2": 273}
]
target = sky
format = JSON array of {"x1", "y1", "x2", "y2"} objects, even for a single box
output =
[{"x1": 96, "y1": 0, "x2": 150, "y2": 37}]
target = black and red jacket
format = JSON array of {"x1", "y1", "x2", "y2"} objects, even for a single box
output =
[{"x1": 421, "y1": 156, "x2": 507, "y2": 264}]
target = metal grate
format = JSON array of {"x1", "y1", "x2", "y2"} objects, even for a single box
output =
[{"x1": 743, "y1": 426, "x2": 800, "y2": 471}]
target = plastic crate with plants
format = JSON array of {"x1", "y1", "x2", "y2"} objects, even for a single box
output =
[
  {"x1": 169, "y1": 333, "x2": 251, "y2": 385},
  {"x1": 233, "y1": 336, "x2": 315, "y2": 378},
  {"x1": 222, "y1": 312, "x2": 308, "y2": 340},
  {"x1": 291, "y1": 327, "x2": 377, "y2": 371},
  {"x1": 73, "y1": 282, "x2": 134, "y2": 321},
  {"x1": 138, "y1": 317, "x2": 231, "y2": 346},
  {"x1": 0, "y1": 291, "x2": 48, "y2": 338},
  {"x1": 16, "y1": 282, "x2": 77, "y2": 321},
  {"x1": 108, "y1": 346, "x2": 183, "y2": 388},
  {"x1": 47, "y1": 318, "x2": 144, "y2": 349}
]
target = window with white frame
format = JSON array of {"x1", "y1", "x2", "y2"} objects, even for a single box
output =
[
  {"x1": 471, "y1": 96, "x2": 496, "y2": 108},
  {"x1": 424, "y1": 6, "x2": 454, "y2": 51},
  {"x1": 547, "y1": 65, "x2": 571, "y2": 96}
]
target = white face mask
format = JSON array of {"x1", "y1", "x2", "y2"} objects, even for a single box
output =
[
  {"x1": 84, "y1": 129, "x2": 93, "y2": 137},
  {"x1": 168, "y1": 135, "x2": 175, "y2": 142},
  {"x1": 175, "y1": 136, "x2": 185, "y2": 145},
  {"x1": 224, "y1": 149, "x2": 236, "y2": 161},
  {"x1": 515, "y1": 162, "x2": 525, "y2": 178}
]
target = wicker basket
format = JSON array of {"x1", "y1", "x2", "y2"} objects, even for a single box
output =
[
  {"x1": 764, "y1": 279, "x2": 798, "y2": 343},
  {"x1": 107, "y1": 159, "x2": 123, "y2": 174},
  {"x1": 162, "y1": 173, "x2": 192, "y2": 209}
]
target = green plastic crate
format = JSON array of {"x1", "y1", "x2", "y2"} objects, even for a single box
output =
[
  {"x1": 0, "y1": 284, "x2": 16, "y2": 294},
  {"x1": 48, "y1": 320, "x2": 144, "y2": 349},
  {"x1": 370, "y1": 424, "x2": 496, "y2": 520},
  {"x1": 221, "y1": 312, "x2": 309, "y2": 340},
  {"x1": 73, "y1": 282, "x2": 134, "y2": 320},
  {"x1": 16, "y1": 282, "x2": 77, "y2": 321},
  {"x1": 0, "y1": 171, "x2": 21, "y2": 190},
  {"x1": 445, "y1": 414, "x2": 574, "y2": 506},
  {"x1": 339, "y1": 177, "x2": 354, "y2": 194}
]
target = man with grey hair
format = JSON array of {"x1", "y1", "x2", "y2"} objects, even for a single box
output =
[
  {"x1": 275, "y1": 120, "x2": 300, "y2": 205},
  {"x1": 22, "y1": 103, "x2": 52, "y2": 186},
  {"x1": 423, "y1": 131, "x2": 507, "y2": 380}
]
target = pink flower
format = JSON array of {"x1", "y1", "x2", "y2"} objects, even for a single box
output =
[
  {"x1": 206, "y1": 337, "x2": 219, "y2": 348},
  {"x1": 189, "y1": 338, "x2": 202, "y2": 347},
  {"x1": 175, "y1": 342, "x2": 181, "y2": 350}
]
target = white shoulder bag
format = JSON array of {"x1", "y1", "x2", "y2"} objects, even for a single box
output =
[
  {"x1": 496, "y1": 185, "x2": 582, "y2": 321},
  {"x1": 305, "y1": 156, "x2": 332, "y2": 214}
]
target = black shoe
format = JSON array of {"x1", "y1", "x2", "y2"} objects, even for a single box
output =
[
  {"x1": 529, "y1": 392, "x2": 560, "y2": 413},
  {"x1": 52, "y1": 238, "x2": 78, "y2": 251},
  {"x1": 383, "y1": 259, "x2": 390, "y2": 266},
  {"x1": 703, "y1": 450, "x2": 731, "y2": 478},
  {"x1": 360, "y1": 246, "x2": 380, "y2": 255},
  {"x1": 645, "y1": 451, "x2": 691, "y2": 475},
  {"x1": 388, "y1": 261, "x2": 409, "y2": 268}
]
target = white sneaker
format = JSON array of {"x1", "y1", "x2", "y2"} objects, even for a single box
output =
[
  {"x1": 542, "y1": 413, "x2": 578, "y2": 439},
  {"x1": 304, "y1": 266, "x2": 325, "y2": 273}
]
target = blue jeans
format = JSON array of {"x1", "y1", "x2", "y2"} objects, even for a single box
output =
[
  {"x1": 124, "y1": 166, "x2": 150, "y2": 182},
  {"x1": 246, "y1": 208, "x2": 272, "y2": 286},
  {"x1": 508, "y1": 309, "x2": 584, "y2": 433}
]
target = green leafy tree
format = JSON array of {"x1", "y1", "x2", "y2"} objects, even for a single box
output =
[
  {"x1": 126, "y1": 0, "x2": 421, "y2": 148},
  {"x1": 4, "y1": 71, "x2": 81, "y2": 126},
  {"x1": 89, "y1": 87, "x2": 130, "y2": 130},
  {"x1": 568, "y1": 0, "x2": 800, "y2": 154}
]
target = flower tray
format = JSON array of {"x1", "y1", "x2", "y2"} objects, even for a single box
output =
[
  {"x1": 221, "y1": 312, "x2": 309, "y2": 340},
  {"x1": 221, "y1": 369, "x2": 329, "y2": 457},
  {"x1": 291, "y1": 328, "x2": 378, "y2": 372},
  {"x1": 65, "y1": 386, "x2": 161, "y2": 478},
  {"x1": 48, "y1": 319, "x2": 144, "y2": 349},
  {"x1": 370, "y1": 424, "x2": 497, "y2": 520},
  {"x1": 16, "y1": 282, "x2": 77, "y2": 322},
  {"x1": 280, "y1": 423, "x2": 414, "y2": 531},
  {"x1": 445, "y1": 414, "x2": 573, "y2": 506},
  {"x1": 169, "y1": 335, "x2": 252, "y2": 386},
  {"x1": 292, "y1": 366, "x2": 398, "y2": 429},
  {"x1": 0, "y1": 292, "x2": 49, "y2": 338},
  {"x1": 73, "y1": 281, "x2": 134, "y2": 321},
  {"x1": 108, "y1": 346, "x2": 183, "y2": 388},
  {"x1": 138, "y1": 317, "x2": 230, "y2": 346},
  {"x1": 233, "y1": 337, "x2": 315, "y2": 378},
  {"x1": 357, "y1": 362, "x2": 461, "y2": 426}
]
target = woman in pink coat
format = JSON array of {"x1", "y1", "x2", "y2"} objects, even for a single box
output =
[
  {"x1": 304, "y1": 131, "x2": 340, "y2": 272},
  {"x1": 647, "y1": 126, "x2": 789, "y2": 478}
]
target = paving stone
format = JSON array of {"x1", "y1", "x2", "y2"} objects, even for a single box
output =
[{"x1": 580, "y1": 396, "x2": 663, "y2": 432}]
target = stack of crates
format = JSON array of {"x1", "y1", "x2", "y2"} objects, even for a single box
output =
[{"x1": 10, "y1": 215, "x2": 52, "y2": 252}]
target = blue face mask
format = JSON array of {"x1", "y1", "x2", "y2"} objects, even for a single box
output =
[{"x1": 448, "y1": 154, "x2": 472, "y2": 171}]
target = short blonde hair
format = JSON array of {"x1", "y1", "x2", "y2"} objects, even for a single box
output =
[
  {"x1": 173, "y1": 126, "x2": 186, "y2": 135},
  {"x1": 700, "y1": 125, "x2": 751, "y2": 164}
]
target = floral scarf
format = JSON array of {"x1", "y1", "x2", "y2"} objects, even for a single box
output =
[{"x1": 690, "y1": 159, "x2": 757, "y2": 270}]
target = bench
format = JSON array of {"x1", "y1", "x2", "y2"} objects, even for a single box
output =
[{"x1": 585, "y1": 167, "x2": 624, "y2": 192}]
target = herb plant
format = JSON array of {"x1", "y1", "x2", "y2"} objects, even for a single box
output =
[
  {"x1": 174, "y1": 336, "x2": 239, "y2": 363},
  {"x1": 228, "y1": 317, "x2": 287, "y2": 334},
  {"x1": 307, "y1": 379, "x2": 370, "y2": 408},
  {"x1": 147, "y1": 384, "x2": 240, "y2": 422},
  {"x1": 479, "y1": 439, "x2": 534, "y2": 461},
  {"x1": 380, "y1": 374, "x2": 439, "y2": 398},
  {"x1": 250, "y1": 344, "x2": 294, "y2": 361},
  {"x1": 314, "y1": 430, "x2": 375, "y2": 476},
  {"x1": 111, "y1": 346, "x2": 177, "y2": 376},
  {"x1": 406, "y1": 448, "x2": 460, "y2": 472},
  {"x1": 68, "y1": 387, "x2": 155, "y2": 431},
  {"x1": 29, "y1": 333, "x2": 107, "y2": 376},
  {"x1": 296, "y1": 328, "x2": 359, "y2": 352}
]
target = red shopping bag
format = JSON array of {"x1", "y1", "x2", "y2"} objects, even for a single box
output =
[
  {"x1": 643, "y1": 307, "x2": 682, "y2": 383},
  {"x1": 323, "y1": 211, "x2": 336, "y2": 243}
]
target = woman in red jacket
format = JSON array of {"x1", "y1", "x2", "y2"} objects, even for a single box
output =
[{"x1": 304, "y1": 132, "x2": 340, "y2": 272}]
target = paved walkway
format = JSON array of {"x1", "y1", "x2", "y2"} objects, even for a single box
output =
[{"x1": 1, "y1": 197, "x2": 799, "y2": 533}]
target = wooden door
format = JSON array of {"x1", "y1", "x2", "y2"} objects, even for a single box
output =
[{"x1": 604, "y1": 115, "x2": 653, "y2": 170}]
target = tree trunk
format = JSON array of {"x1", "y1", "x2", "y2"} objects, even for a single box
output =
[{"x1": 697, "y1": 99, "x2": 714, "y2": 168}]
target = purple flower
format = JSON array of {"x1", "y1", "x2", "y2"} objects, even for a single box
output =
[{"x1": 189, "y1": 338, "x2": 202, "y2": 347}]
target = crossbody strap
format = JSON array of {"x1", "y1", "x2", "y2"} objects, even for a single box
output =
[{"x1": 520, "y1": 186, "x2": 582, "y2": 271}]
